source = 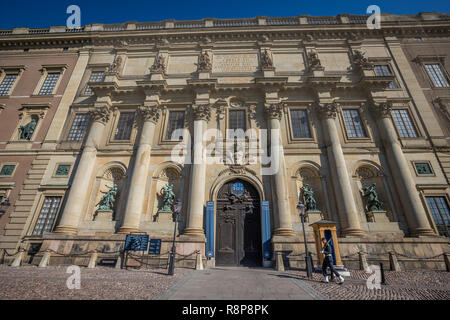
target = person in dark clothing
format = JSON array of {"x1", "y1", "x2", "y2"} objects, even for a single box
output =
[{"x1": 320, "y1": 237, "x2": 344, "y2": 284}]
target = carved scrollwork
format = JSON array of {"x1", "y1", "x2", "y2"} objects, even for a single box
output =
[
  {"x1": 139, "y1": 105, "x2": 161, "y2": 123},
  {"x1": 316, "y1": 102, "x2": 338, "y2": 119},
  {"x1": 89, "y1": 106, "x2": 111, "y2": 125},
  {"x1": 192, "y1": 104, "x2": 212, "y2": 121},
  {"x1": 264, "y1": 103, "x2": 284, "y2": 120},
  {"x1": 370, "y1": 102, "x2": 392, "y2": 119}
]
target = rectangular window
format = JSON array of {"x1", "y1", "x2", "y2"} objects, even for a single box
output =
[
  {"x1": 426, "y1": 196, "x2": 449, "y2": 237},
  {"x1": 374, "y1": 65, "x2": 397, "y2": 89},
  {"x1": 290, "y1": 109, "x2": 311, "y2": 139},
  {"x1": 0, "y1": 74, "x2": 18, "y2": 96},
  {"x1": 114, "y1": 112, "x2": 135, "y2": 140},
  {"x1": 166, "y1": 111, "x2": 185, "y2": 140},
  {"x1": 414, "y1": 162, "x2": 433, "y2": 175},
  {"x1": 342, "y1": 109, "x2": 367, "y2": 138},
  {"x1": 228, "y1": 110, "x2": 246, "y2": 133},
  {"x1": 425, "y1": 64, "x2": 450, "y2": 88},
  {"x1": 32, "y1": 196, "x2": 62, "y2": 236},
  {"x1": 0, "y1": 164, "x2": 16, "y2": 176},
  {"x1": 391, "y1": 109, "x2": 418, "y2": 138},
  {"x1": 39, "y1": 72, "x2": 60, "y2": 95},
  {"x1": 67, "y1": 114, "x2": 90, "y2": 141},
  {"x1": 84, "y1": 71, "x2": 105, "y2": 95}
]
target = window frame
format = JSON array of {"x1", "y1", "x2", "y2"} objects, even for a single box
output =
[
  {"x1": 159, "y1": 106, "x2": 188, "y2": 145},
  {"x1": 107, "y1": 107, "x2": 137, "y2": 145},
  {"x1": 65, "y1": 112, "x2": 91, "y2": 142},
  {"x1": 424, "y1": 194, "x2": 450, "y2": 237},
  {"x1": 337, "y1": 105, "x2": 372, "y2": 143},
  {"x1": 33, "y1": 65, "x2": 67, "y2": 96},
  {"x1": 287, "y1": 107, "x2": 313, "y2": 140},
  {"x1": 82, "y1": 69, "x2": 107, "y2": 96},
  {"x1": 0, "y1": 66, "x2": 25, "y2": 97},
  {"x1": 52, "y1": 163, "x2": 73, "y2": 178},
  {"x1": 29, "y1": 193, "x2": 65, "y2": 237},
  {"x1": 390, "y1": 108, "x2": 420, "y2": 139},
  {"x1": 424, "y1": 63, "x2": 450, "y2": 88},
  {"x1": 164, "y1": 109, "x2": 186, "y2": 141},
  {"x1": 341, "y1": 108, "x2": 368, "y2": 139},
  {"x1": 373, "y1": 64, "x2": 399, "y2": 89},
  {"x1": 412, "y1": 160, "x2": 435, "y2": 177},
  {"x1": 0, "y1": 163, "x2": 18, "y2": 177},
  {"x1": 226, "y1": 108, "x2": 248, "y2": 139}
]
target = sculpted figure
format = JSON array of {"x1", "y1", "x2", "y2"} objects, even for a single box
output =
[
  {"x1": 308, "y1": 50, "x2": 322, "y2": 69},
  {"x1": 301, "y1": 184, "x2": 318, "y2": 211},
  {"x1": 19, "y1": 118, "x2": 37, "y2": 140},
  {"x1": 261, "y1": 50, "x2": 273, "y2": 69},
  {"x1": 362, "y1": 183, "x2": 383, "y2": 211},
  {"x1": 96, "y1": 184, "x2": 118, "y2": 211},
  {"x1": 160, "y1": 184, "x2": 175, "y2": 212},
  {"x1": 198, "y1": 52, "x2": 212, "y2": 72},
  {"x1": 150, "y1": 55, "x2": 166, "y2": 73}
]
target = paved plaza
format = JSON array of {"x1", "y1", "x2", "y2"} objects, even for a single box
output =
[{"x1": 0, "y1": 265, "x2": 449, "y2": 300}]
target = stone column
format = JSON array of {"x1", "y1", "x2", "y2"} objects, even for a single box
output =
[
  {"x1": 118, "y1": 105, "x2": 160, "y2": 233},
  {"x1": 370, "y1": 102, "x2": 434, "y2": 236},
  {"x1": 54, "y1": 106, "x2": 111, "y2": 234},
  {"x1": 183, "y1": 105, "x2": 211, "y2": 237},
  {"x1": 317, "y1": 103, "x2": 364, "y2": 237},
  {"x1": 265, "y1": 104, "x2": 294, "y2": 236}
]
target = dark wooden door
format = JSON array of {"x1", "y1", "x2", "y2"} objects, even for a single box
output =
[{"x1": 216, "y1": 180, "x2": 261, "y2": 266}]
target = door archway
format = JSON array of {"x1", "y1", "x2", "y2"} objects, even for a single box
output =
[{"x1": 216, "y1": 179, "x2": 262, "y2": 266}]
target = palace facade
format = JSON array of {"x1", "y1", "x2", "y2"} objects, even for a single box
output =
[{"x1": 0, "y1": 12, "x2": 449, "y2": 270}]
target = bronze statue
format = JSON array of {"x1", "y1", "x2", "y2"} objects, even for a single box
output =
[
  {"x1": 96, "y1": 184, "x2": 118, "y2": 211},
  {"x1": 362, "y1": 183, "x2": 383, "y2": 211},
  {"x1": 19, "y1": 118, "x2": 37, "y2": 140},
  {"x1": 301, "y1": 184, "x2": 318, "y2": 211},
  {"x1": 160, "y1": 184, "x2": 175, "y2": 212}
]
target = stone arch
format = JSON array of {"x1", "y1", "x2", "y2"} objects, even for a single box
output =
[
  {"x1": 90, "y1": 161, "x2": 127, "y2": 221},
  {"x1": 150, "y1": 161, "x2": 184, "y2": 222},
  {"x1": 292, "y1": 161, "x2": 328, "y2": 222},
  {"x1": 353, "y1": 161, "x2": 393, "y2": 222}
]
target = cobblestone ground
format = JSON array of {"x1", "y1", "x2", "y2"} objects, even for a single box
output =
[
  {"x1": 0, "y1": 265, "x2": 192, "y2": 300},
  {"x1": 285, "y1": 269, "x2": 450, "y2": 300}
]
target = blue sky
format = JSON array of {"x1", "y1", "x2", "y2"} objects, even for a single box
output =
[{"x1": 1, "y1": 0, "x2": 449, "y2": 29}]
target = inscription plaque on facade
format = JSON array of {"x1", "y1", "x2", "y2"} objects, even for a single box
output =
[{"x1": 212, "y1": 54, "x2": 258, "y2": 73}]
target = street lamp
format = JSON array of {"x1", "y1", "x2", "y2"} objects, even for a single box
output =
[
  {"x1": 168, "y1": 199, "x2": 182, "y2": 276},
  {"x1": 297, "y1": 201, "x2": 313, "y2": 278}
]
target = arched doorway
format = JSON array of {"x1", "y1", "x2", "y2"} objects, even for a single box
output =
[{"x1": 216, "y1": 179, "x2": 262, "y2": 266}]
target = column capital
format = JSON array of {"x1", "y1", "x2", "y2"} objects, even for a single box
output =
[
  {"x1": 264, "y1": 103, "x2": 284, "y2": 120},
  {"x1": 369, "y1": 101, "x2": 392, "y2": 119},
  {"x1": 139, "y1": 105, "x2": 161, "y2": 124},
  {"x1": 316, "y1": 102, "x2": 338, "y2": 119},
  {"x1": 192, "y1": 104, "x2": 212, "y2": 121},
  {"x1": 89, "y1": 106, "x2": 111, "y2": 125}
]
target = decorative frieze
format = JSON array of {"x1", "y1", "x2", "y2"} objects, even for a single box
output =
[
  {"x1": 316, "y1": 102, "x2": 338, "y2": 119},
  {"x1": 89, "y1": 106, "x2": 111, "y2": 125},
  {"x1": 139, "y1": 105, "x2": 161, "y2": 123},
  {"x1": 192, "y1": 104, "x2": 212, "y2": 121}
]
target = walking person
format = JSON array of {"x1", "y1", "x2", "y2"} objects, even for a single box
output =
[{"x1": 320, "y1": 237, "x2": 344, "y2": 284}]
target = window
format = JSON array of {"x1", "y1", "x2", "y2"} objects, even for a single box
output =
[
  {"x1": 67, "y1": 114, "x2": 90, "y2": 141},
  {"x1": 84, "y1": 71, "x2": 105, "y2": 95},
  {"x1": 426, "y1": 196, "x2": 449, "y2": 237},
  {"x1": 55, "y1": 164, "x2": 71, "y2": 177},
  {"x1": 228, "y1": 110, "x2": 246, "y2": 135},
  {"x1": 166, "y1": 111, "x2": 185, "y2": 140},
  {"x1": 0, "y1": 164, "x2": 16, "y2": 176},
  {"x1": 39, "y1": 72, "x2": 60, "y2": 95},
  {"x1": 391, "y1": 109, "x2": 418, "y2": 138},
  {"x1": 374, "y1": 65, "x2": 397, "y2": 89},
  {"x1": 0, "y1": 74, "x2": 18, "y2": 96},
  {"x1": 342, "y1": 109, "x2": 367, "y2": 138},
  {"x1": 414, "y1": 162, "x2": 433, "y2": 175},
  {"x1": 424, "y1": 64, "x2": 449, "y2": 88},
  {"x1": 290, "y1": 109, "x2": 311, "y2": 139},
  {"x1": 114, "y1": 112, "x2": 135, "y2": 140},
  {"x1": 32, "y1": 196, "x2": 62, "y2": 236}
]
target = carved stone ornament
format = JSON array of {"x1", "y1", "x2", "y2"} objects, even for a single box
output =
[
  {"x1": 139, "y1": 105, "x2": 161, "y2": 123},
  {"x1": 316, "y1": 103, "x2": 338, "y2": 119},
  {"x1": 150, "y1": 55, "x2": 166, "y2": 74},
  {"x1": 307, "y1": 50, "x2": 324, "y2": 71},
  {"x1": 109, "y1": 56, "x2": 122, "y2": 73},
  {"x1": 265, "y1": 103, "x2": 284, "y2": 120},
  {"x1": 352, "y1": 50, "x2": 374, "y2": 70},
  {"x1": 198, "y1": 51, "x2": 212, "y2": 72},
  {"x1": 435, "y1": 98, "x2": 450, "y2": 122},
  {"x1": 89, "y1": 106, "x2": 111, "y2": 124},
  {"x1": 260, "y1": 50, "x2": 274, "y2": 70},
  {"x1": 370, "y1": 102, "x2": 392, "y2": 119},
  {"x1": 303, "y1": 33, "x2": 314, "y2": 42},
  {"x1": 192, "y1": 104, "x2": 212, "y2": 121}
]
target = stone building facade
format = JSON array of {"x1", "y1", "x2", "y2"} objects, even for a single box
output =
[{"x1": 0, "y1": 13, "x2": 449, "y2": 270}]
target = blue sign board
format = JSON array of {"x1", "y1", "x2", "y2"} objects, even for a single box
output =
[
  {"x1": 231, "y1": 182, "x2": 245, "y2": 196},
  {"x1": 261, "y1": 201, "x2": 272, "y2": 259},
  {"x1": 124, "y1": 234, "x2": 149, "y2": 251},
  {"x1": 206, "y1": 201, "x2": 215, "y2": 258},
  {"x1": 148, "y1": 239, "x2": 162, "y2": 255}
]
